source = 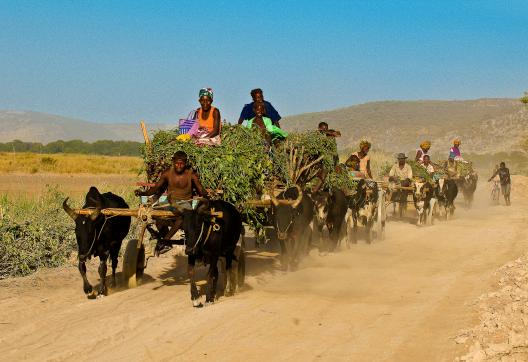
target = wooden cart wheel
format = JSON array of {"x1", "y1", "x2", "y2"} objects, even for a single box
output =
[
  {"x1": 122, "y1": 239, "x2": 145, "y2": 289},
  {"x1": 376, "y1": 190, "x2": 386, "y2": 240},
  {"x1": 238, "y1": 247, "x2": 246, "y2": 288}
]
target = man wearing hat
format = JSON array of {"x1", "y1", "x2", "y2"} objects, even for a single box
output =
[{"x1": 389, "y1": 153, "x2": 413, "y2": 186}]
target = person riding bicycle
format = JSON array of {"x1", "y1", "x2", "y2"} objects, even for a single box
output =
[{"x1": 488, "y1": 162, "x2": 511, "y2": 205}]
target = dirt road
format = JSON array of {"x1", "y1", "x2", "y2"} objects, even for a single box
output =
[{"x1": 1, "y1": 177, "x2": 527, "y2": 361}]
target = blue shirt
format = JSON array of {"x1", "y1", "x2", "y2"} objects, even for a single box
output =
[{"x1": 239, "y1": 100, "x2": 281, "y2": 124}]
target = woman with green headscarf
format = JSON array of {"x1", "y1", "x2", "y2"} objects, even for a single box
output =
[{"x1": 193, "y1": 87, "x2": 221, "y2": 146}]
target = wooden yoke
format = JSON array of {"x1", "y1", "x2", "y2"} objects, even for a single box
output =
[{"x1": 72, "y1": 207, "x2": 223, "y2": 219}]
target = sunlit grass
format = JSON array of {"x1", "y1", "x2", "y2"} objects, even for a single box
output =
[{"x1": 0, "y1": 152, "x2": 143, "y2": 174}]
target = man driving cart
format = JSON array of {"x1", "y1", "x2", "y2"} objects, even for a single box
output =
[{"x1": 135, "y1": 151, "x2": 208, "y2": 253}]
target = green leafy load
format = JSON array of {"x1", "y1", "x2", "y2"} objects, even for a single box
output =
[
  {"x1": 143, "y1": 125, "x2": 270, "y2": 205},
  {"x1": 141, "y1": 125, "x2": 356, "y2": 207},
  {"x1": 379, "y1": 160, "x2": 438, "y2": 182},
  {"x1": 380, "y1": 159, "x2": 474, "y2": 182}
]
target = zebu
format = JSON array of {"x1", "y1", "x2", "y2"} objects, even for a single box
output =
[
  {"x1": 346, "y1": 179, "x2": 379, "y2": 243},
  {"x1": 413, "y1": 178, "x2": 434, "y2": 225},
  {"x1": 270, "y1": 186, "x2": 313, "y2": 269},
  {"x1": 312, "y1": 189, "x2": 348, "y2": 252},
  {"x1": 182, "y1": 199, "x2": 243, "y2": 307},
  {"x1": 62, "y1": 187, "x2": 131, "y2": 298},
  {"x1": 434, "y1": 178, "x2": 458, "y2": 220},
  {"x1": 457, "y1": 172, "x2": 478, "y2": 208}
]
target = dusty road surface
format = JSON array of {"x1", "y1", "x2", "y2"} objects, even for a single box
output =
[{"x1": 1, "y1": 177, "x2": 527, "y2": 361}]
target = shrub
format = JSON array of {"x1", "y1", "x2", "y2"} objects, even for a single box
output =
[{"x1": 0, "y1": 186, "x2": 77, "y2": 279}]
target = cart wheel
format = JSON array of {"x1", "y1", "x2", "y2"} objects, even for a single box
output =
[
  {"x1": 122, "y1": 239, "x2": 145, "y2": 289},
  {"x1": 238, "y1": 248, "x2": 246, "y2": 288},
  {"x1": 376, "y1": 191, "x2": 386, "y2": 240}
]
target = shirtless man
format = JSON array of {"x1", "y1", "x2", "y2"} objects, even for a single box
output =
[{"x1": 135, "y1": 151, "x2": 207, "y2": 245}]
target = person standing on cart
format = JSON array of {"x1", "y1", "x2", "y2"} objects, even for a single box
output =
[{"x1": 312, "y1": 122, "x2": 341, "y2": 193}]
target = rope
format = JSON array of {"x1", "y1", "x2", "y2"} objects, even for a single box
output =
[
  {"x1": 190, "y1": 221, "x2": 215, "y2": 254},
  {"x1": 81, "y1": 214, "x2": 117, "y2": 259}
]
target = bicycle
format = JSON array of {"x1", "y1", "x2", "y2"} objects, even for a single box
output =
[{"x1": 490, "y1": 180, "x2": 500, "y2": 205}]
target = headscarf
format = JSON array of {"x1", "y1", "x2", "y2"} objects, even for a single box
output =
[
  {"x1": 199, "y1": 87, "x2": 214, "y2": 100},
  {"x1": 359, "y1": 139, "x2": 371, "y2": 150},
  {"x1": 420, "y1": 140, "x2": 431, "y2": 149},
  {"x1": 453, "y1": 139, "x2": 461, "y2": 146}
]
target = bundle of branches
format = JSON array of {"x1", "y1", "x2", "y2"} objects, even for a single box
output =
[
  {"x1": 141, "y1": 126, "x2": 351, "y2": 217},
  {"x1": 273, "y1": 131, "x2": 337, "y2": 186},
  {"x1": 380, "y1": 160, "x2": 444, "y2": 183},
  {"x1": 436, "y1": 160, "x2": 475, "y2": 178},
  {"x1": 324, "y1": 168, "x2": 358, "y2": 191},
  {"x1": 142, "y1": 125, "x2": 271, "y2": 206}
]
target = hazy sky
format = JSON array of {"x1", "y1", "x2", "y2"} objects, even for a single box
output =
[{"x1": 1, "y1": 0, "x2": 527, "y2": 124}]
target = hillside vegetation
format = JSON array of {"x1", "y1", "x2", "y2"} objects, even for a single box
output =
[{"x1": 283, "y1": 98, "x2": 528, "y2": 154}]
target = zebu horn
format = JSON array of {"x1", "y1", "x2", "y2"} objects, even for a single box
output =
[
  {"x1": 291, "y1": 185, "x2": 303, "y2": 208},
  {"x1": 62, "y1": 198, "x2": 78, "y2": 221}
]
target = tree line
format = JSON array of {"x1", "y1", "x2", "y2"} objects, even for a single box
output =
[{"x1": 0, "y1": 140, "x2": 143, "y2": 156}]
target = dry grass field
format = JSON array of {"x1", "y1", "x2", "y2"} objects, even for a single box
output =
[{"x1": 0, "y1": 152, "x2": 142, "y2": 175}]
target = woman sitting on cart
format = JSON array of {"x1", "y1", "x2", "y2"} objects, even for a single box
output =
[
  {"x1": 243, "y1": 101, "x2": 288, "y2": 145},
  {"x1": 135, "y1": 151, "x2": 207, "y2": 249},
  {"x1": 193, "y1": 88, "x2": 222, "y2": 146},
  {"x1": 345, "y1": 140, "x2": 373, "y2": 179}
]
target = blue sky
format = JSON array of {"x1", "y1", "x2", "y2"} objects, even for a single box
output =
[{"x1": 1, "y1": 0, "x2": 527, "y2": 123}]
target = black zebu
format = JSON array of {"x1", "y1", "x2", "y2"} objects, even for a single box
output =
[
  {"x1": 434, "y1": 178, "x2": 458, "y2": 220},
  {"x1": 457, "y1": 172, "x2": 478, "y2": 208},
  {"x1": 270, "y1": 186, "x2": 313, "y2": 269},
  {"x1": 62, "y1": 187, "x2": 131, "y2": 298},
  {"x1": 346, "y1": 179, "x2": 379, "y2": 243},
  {"x1": 312, "y1": 189, "x2": 348, "y2": 251},
  {"x1": 181, "y1": 199, "x2": 243, "y2": 307}
]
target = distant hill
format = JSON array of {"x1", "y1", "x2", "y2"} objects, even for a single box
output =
[
  {"x1": 3, "y1": 99, "x2": 527, "y2": 155},
  {"x1": 0, "y1": 111, "x2": 171, "y2": 143},
  {"x1": 282, "y1": 98, "x2": 528, "y2": 155}
]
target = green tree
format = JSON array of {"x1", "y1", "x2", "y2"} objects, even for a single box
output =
[{"x1": 521, "y1": 91, "x2": 528, "y2": 105}]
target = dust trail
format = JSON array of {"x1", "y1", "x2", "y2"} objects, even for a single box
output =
[{"x1": 0, "y1": 177, "x2": 526, "y2": 361}]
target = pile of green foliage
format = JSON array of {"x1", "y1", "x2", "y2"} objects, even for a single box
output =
[
  {"x1": 0, "y1": 187, "x2": 77, "y2": 279},
  {"x1": 437, "y1": 160, "x2": 475, "y2": 178},
  {"x1": 380, "y1": 159, "x2": 475, "y2": 182},
  {"x1": 143, "y1": 125, "x2": 271, "y2": 205},
  {"x1": 141, "y1": 125, "x2": 355, "y2": 207}
]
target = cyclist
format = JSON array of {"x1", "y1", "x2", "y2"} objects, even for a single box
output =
[{"x1": 488, "y1": 162, "x2": 511, "y2": 206}]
